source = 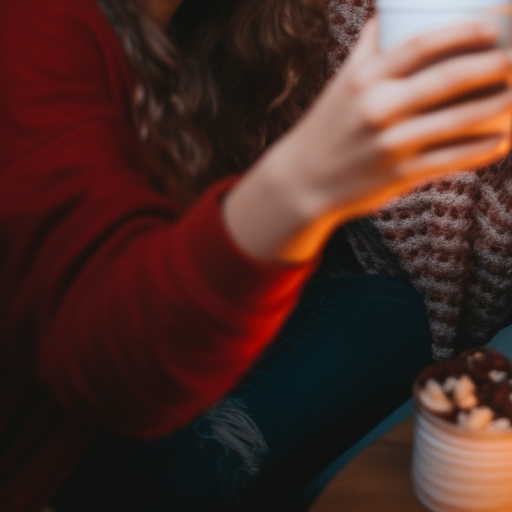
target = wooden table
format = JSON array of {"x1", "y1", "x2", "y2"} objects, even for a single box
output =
[{"x1": 309, "y1": 417, "x2": 431, "y2": 512}]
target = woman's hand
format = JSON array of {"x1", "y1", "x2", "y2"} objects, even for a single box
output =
[
  {"x1": 290, "y1": 19, "x2": 512, "y2": 215},
  {"x1": 223, "y1": 19, "x2": 512, "y2": 263}
]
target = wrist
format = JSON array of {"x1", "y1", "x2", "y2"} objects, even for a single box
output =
[{"x1": 222, "y1": 132, "x2": 348, "y2": 263}]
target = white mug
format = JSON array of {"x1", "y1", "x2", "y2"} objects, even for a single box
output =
[
  {"x1": 412, "y1": 405, "x2": 512, "y2": 512},
  {"x1": 377, "y1": 0, "x2": 512, "y2": 51}
]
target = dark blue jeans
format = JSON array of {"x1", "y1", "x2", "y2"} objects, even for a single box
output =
[{"x1": 51, "y1": 274, "x2": 432, "y2": 512}]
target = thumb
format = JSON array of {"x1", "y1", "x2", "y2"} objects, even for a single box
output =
[{"x1": 347, "y1": 17, "x2": 380, "y2": 66}]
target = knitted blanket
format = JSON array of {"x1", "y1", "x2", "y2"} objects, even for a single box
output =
[{"x1": 327, "y1": 0, "x2": 512, "y2": 359}]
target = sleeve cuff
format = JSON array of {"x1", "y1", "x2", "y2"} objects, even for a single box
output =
[{"x1": 172, "y1": 175, "x2": 319, "y2": 311}]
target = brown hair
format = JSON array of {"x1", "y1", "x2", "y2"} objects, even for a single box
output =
[{"x1": 96, "y1": 0, "x2": 331, "y2": 206}]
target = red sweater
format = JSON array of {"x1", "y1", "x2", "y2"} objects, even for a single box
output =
[{"x1": 0, "y1": 0, "x2": 315, "y2": 509}]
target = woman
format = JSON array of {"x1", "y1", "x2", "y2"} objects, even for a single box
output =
[{"x1": 1, "y1": 0, "x2": 512, "y2": 510}]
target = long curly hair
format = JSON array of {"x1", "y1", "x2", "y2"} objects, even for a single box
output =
[{"x1": 95, "y1": 0, "x2": 332, "y2": 205}]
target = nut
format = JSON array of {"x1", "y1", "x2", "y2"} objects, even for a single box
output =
[
  {"x1": 453, "y1": 374, "x2": 478, "y2": 410},
  {"x1": 488, "y1": 417, "x2": 512, "y2": 432},
  {"x1": 458, "y1": 406, "x2": 494, "y2": 430},
  {"x1": 443, "y1": 376, "x2": 458, "y2": 393},
  {"x1": 489, "y1": 369, "x2": 508, "y2": 383},
  {"x1": 419, "y1": 379, "x2": 453, "y2": 413}
]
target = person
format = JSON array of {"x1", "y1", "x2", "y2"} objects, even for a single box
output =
[{"x1": 1, "y1": 0, "x2": 512, "y2": 510}]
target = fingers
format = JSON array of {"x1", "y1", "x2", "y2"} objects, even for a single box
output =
[
  {"x1": 379, "y1": 87, "x2": 512, "y2": 153},
  {"x1": 397, "y1": 133, "x2": 511, "y2": 180},
  {"x1": 362, "y1": 48, "x2": 512, "y2": 127},
  {"x1": 352, "y1": 21, "x2": 500, "y2": 88},
  {"x1": 387, "y1": 22, "x2": 499, "y2": 76},
  {"x1": 341, "y1": 132, "x2": 510, "y2": 220}
]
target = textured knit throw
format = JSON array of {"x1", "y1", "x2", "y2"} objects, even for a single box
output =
[{"x1": 326, "y1": 0, "x2": 512, "y2": 359}]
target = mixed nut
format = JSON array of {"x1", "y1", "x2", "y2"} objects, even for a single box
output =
[{"x1": 415, "y1": 347, "x2": 512, "y2": 431}]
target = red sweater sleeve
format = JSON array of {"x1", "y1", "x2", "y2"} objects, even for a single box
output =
[{"x1": 0, "y1": 0, "x2": 316, "y2": 438}]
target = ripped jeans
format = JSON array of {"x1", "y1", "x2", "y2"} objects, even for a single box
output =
[{"x1": 50, "y1": 274, "x2": 432, "y2": 512}]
